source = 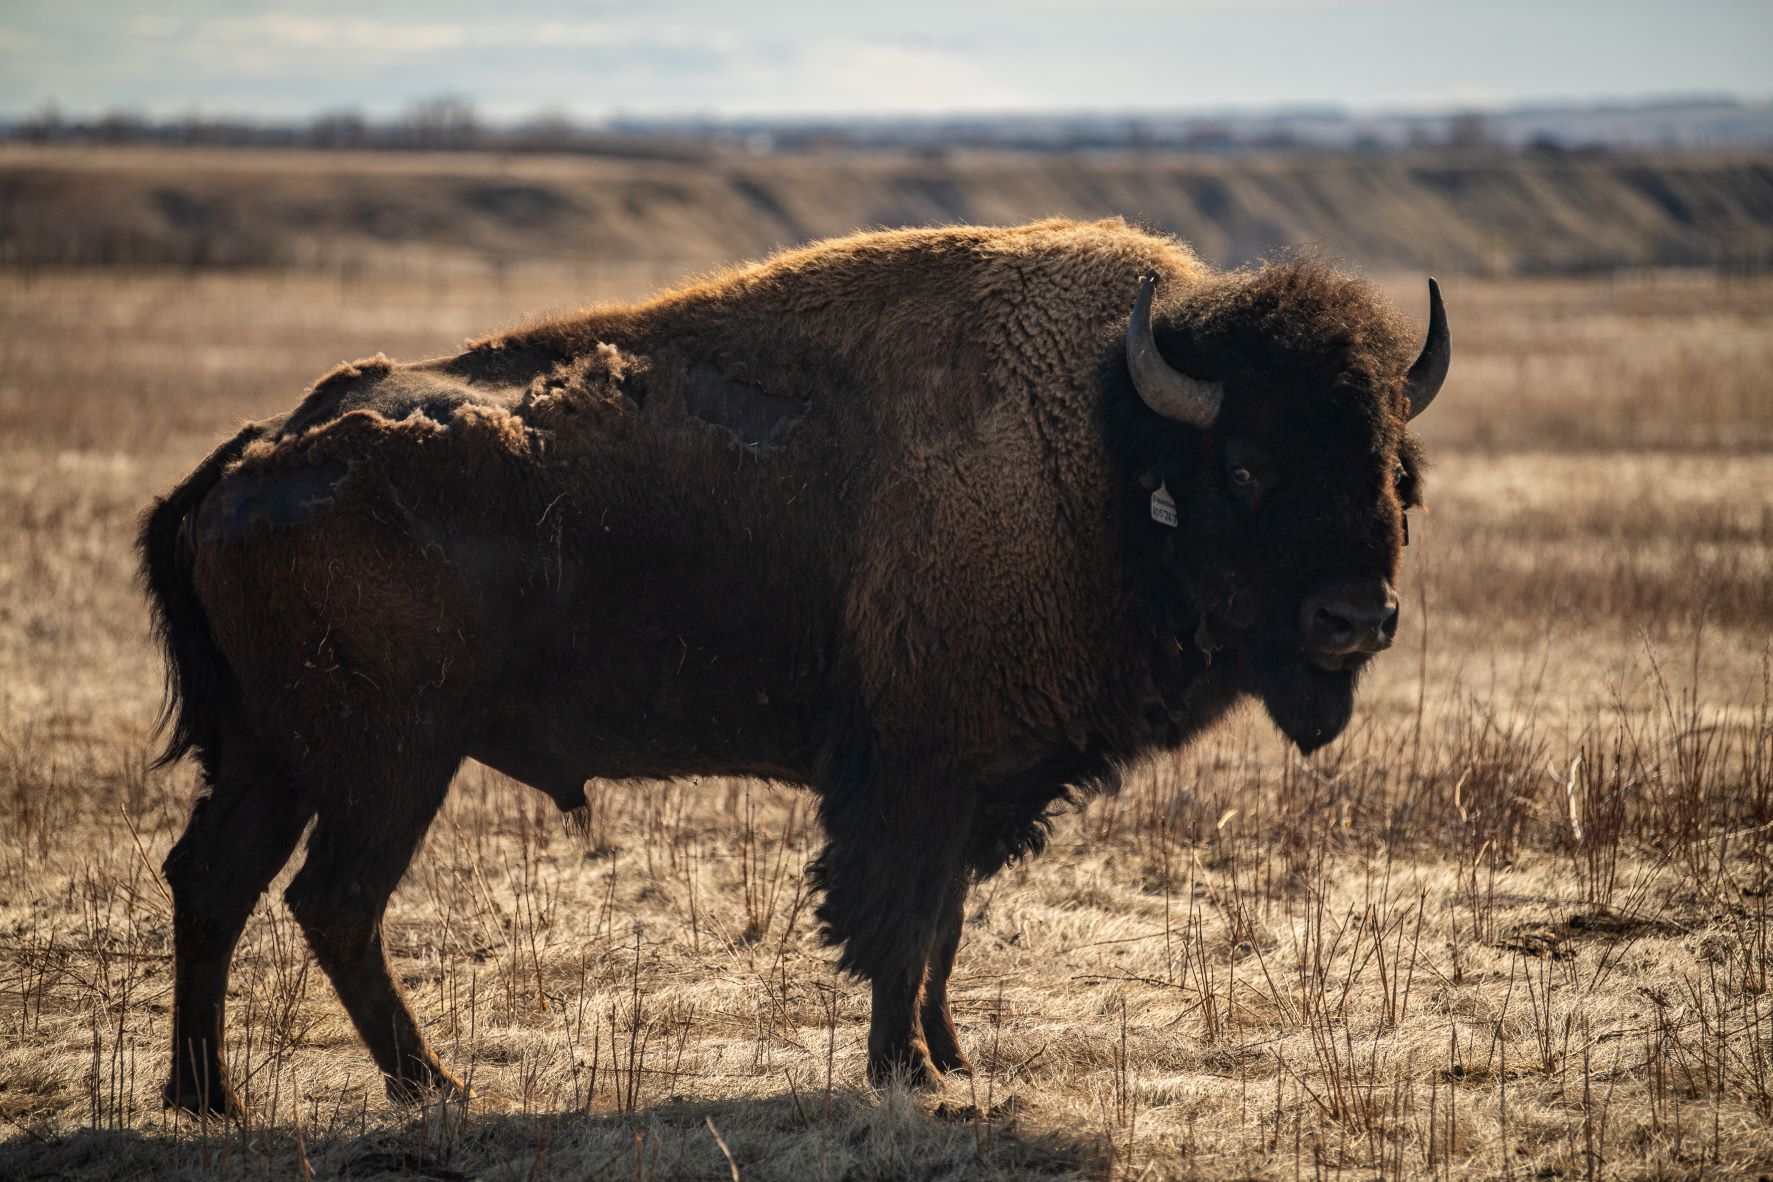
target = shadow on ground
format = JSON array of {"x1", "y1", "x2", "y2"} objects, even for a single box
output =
[{"x1": 0, "y1": 1088, "x2": 1105, "y2": 1180}]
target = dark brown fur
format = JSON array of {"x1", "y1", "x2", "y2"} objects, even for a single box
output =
[{"x1": 141, "y1": 218, "x2": 1429, "y2": 1110}]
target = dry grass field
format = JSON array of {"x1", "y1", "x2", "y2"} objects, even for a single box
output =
[{"x1": 1, "y1": 260, "x2": 1770, "y2": 1180}]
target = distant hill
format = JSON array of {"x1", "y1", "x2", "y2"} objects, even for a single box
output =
[{"x1": 4, "y1": 145, "x2": 1771, "y2": 275}]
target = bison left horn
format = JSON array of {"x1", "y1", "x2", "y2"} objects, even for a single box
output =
[
  {"x1": 1404, "y1": 277, "x2": 1450, "y2": 420},
  {"x1": 1126, "y1": 273, "x2": 1222, "y2": 428}
]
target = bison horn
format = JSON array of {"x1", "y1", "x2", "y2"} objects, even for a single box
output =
[
  {"x1": 1126, "y1": 273, "x2": 1222, "y2": 428},
  {"x1": 1404, "y1": 277, "x2": 1450, "y2": 420}
]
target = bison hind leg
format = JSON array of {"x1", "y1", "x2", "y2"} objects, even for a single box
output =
[
  {"x1": 283, "y1": 746, "x2": 467, "y2": 1105},
  {"x1": 163, "y1": 737, "x2": 314, "y2": 1118}
]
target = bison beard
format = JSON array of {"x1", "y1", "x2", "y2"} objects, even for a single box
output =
[
  {"x1": 140, "y1": 217, "x2": 1441, "y2": 1111},
  {"x1": 1251, "y1": 659, "x2": 1362, "y2": 755},
  {"x1": 1189, "y1": 602, "x2": 1361, "y2": 755}
]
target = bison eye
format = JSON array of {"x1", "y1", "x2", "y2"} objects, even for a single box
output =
[
  {"x1": 1393, "y1": 462, "x2": 1425, "y2": 510},
  {"x1": 1223, "y1": 439, "x2": 1272, "y2": 508}
]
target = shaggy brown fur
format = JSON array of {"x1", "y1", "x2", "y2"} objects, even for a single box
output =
[{"x1": 140, "y1": 217, "x2": 1434, "y2": 1111}]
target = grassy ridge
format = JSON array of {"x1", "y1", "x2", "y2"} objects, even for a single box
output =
[{"x1": 4, "y1": 145, "x2": 1773, "y2": 275}]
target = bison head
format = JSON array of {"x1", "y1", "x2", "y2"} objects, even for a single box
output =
[{"x1": 1118, "y1": 263, "x2": 1449, "y2": 754}]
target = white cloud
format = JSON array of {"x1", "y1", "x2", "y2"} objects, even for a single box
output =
[
  {"x1": 204, "y1": 16, "x2": 476, "y2": 52},
  {"x1": 988, "y1": 0, "x2": 1393, "y2": 8},
  {"x1": 157, "y1": 14, "x2": 737, "y2": 59},
  {"x1": 130, "y1": 15, "x2": 180, "y2": 38},
  {"x1": 775, "y1": 38, "x2": 1035, "y2": 114}
]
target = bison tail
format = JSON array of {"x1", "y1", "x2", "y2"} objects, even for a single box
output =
[{"x1": 137, "y1": 424, "x2": 260, "y2": 771}]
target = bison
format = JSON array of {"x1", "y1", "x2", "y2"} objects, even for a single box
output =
[{"x1": 140, "y1": 217, "x2": 1447, "y2": 1115}]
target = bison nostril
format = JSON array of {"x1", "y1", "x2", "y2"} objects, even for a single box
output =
[
  {"x1": 1315, "y1": 607, "x2": 1355, "y2": 644},
  {"x1": 1380, "y1": 604, "x2": 1400, "y2": 640}
]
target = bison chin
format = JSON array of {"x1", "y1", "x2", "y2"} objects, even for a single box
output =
[{"x1": 1252, "y1": 662, "x2": 1359, "y2": 755}]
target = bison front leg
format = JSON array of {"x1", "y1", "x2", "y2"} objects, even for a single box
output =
[
  {"x1": 812, "y1": 762, "x2": 974, "y2": 1089},
  {"x1": 919, "y1": 877, "x2": 972, "y2": 1075}
]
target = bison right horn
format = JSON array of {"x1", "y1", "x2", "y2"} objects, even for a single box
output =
[
  {"x1": 1126, "y1": 273, "x2": 1222, "y2": 428},
  {"x1": 1403, "y1": 277, "x2": 1450, "y2": 420}
]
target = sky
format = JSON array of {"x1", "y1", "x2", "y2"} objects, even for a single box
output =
[{"x1": 1, "y1": 0, "x2": 1769, "y2": 121}]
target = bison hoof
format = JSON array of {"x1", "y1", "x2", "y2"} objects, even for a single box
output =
[
  {"x1": 929, "y1": 1047, "x2": 974, "y2": 1076},
  {"x1": 384, "y1": 1066, "x2": 473, "y2": 1107},
  {"x1": 868, "y1": 1048, "x2": 944, "y2": 1091},
  {"x1": 162, "y1": 1078, "x2": 245, "y2": 1121}
]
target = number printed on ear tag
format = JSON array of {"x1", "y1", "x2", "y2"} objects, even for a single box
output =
[{"x1": 1150, "y1": 482, "x2": 1178, "y2": 528}]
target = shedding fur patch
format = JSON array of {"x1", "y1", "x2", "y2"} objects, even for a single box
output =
[
  {"x1": 214, "y1": 400, "x2": 544, "y2": 542},
  {"x1": 520, "y1": 343, "x2": 642, "y2": 441},
  {"x1": 194, "y1": 459, "x2": 349, "y2": 541},
  {"x1": 682, "y1": 363, "x2": 805, "y2": 448}
]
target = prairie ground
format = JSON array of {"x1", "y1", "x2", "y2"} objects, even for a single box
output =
[{"x1": 1, "y1": 263, "x2": 1770, "y2": 1180}]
